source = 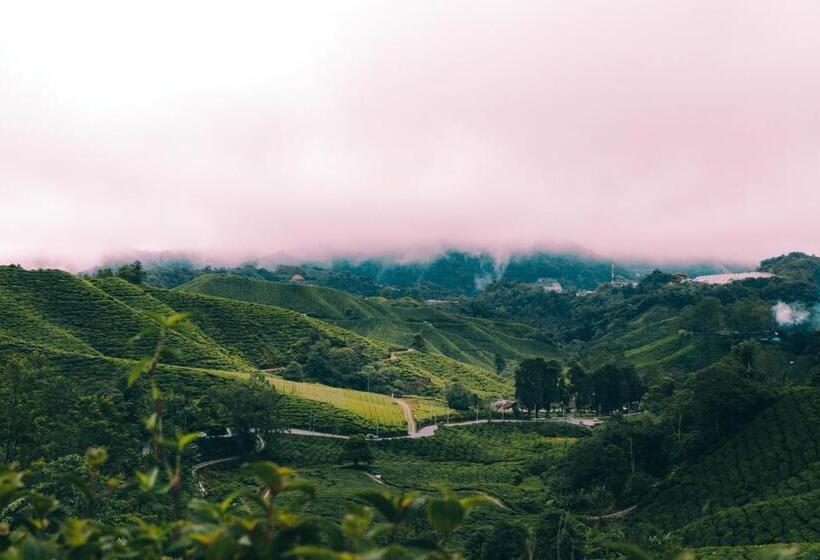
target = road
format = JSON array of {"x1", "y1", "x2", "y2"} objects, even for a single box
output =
[
  {"x1": 192, "y1": 413, "x2": 601, "y2": 494},
  {"x1": 191, "y1": 433, "x2": 266, "y2": 496},
  {"x1": 280, "y1": 415, "x2": 600, "y2": 441},
  {"x1": 394, "y1": 397, "x2": 417, "y2": 435}
]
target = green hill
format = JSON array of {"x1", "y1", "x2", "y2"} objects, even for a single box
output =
[
  {"x1": 177, "y1": 274, "x2": 556, "y2": 371},
  {"x1": 0, "y1": 267, "x2": 510, "y2": 418},
  {"x1": 632, "y1": 388, "x2": 820, "y2": 547}
]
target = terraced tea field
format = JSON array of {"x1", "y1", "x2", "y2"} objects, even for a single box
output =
[
  {"x1": 266, "y1": 375, "x2": 407, "y2": 430},
  {"x1": 633, "y1": 388, "x2": 820, "y2": 547}
]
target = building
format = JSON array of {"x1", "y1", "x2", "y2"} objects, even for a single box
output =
[{"x1": 536, "y1": 278, "x2": 563, "y2": 293}]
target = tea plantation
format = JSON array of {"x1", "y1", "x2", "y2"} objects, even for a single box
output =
[
  {"x1": 178, "y1": 274, "x2": 557, "y2": 371},
  {"x1": 633, "y1": 388, "x2": 820, "y2": 547}
]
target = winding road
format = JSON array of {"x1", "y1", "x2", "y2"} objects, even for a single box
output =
[{"x1": 191, "y1": 397, "x2": 600, "y2": 495}]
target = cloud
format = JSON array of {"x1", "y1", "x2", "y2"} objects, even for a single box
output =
[{"x1": 2, "y1": 1, "x2": 820, "y2": 270}]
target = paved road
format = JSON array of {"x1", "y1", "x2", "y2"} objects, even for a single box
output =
[
  {"x1": 282, "y1": 415, "x2": 600, "y2": 441},
  {"x1": 192, "y1": 416, "x2": 600, "y2": 495}
]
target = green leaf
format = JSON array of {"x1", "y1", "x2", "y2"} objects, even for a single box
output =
[
  {"x1": 284, "y1": 546, "x2": 352, "y2": 560},
  {"x1": 426, "y1": 497, "x2": 464, "y2": 535},
  {"x1": 248, "y1": 461, "x2": 294, "y2": 493},
  {"x1": 136, "y1": 468, "x2": 158, "y2": 492},
  {"x1": 84, "y1": 447, "x2": 108, "y2": 468},
  {"x1": 176, "y1": 431, "x2": 202, "y2": 452},
  {"x1": 341, "y1": 504, "x2": 373, "y2": 538},
  {"x1": 358, "y1": 492, "x2": 398, "y2": 522},
  {"x1": 460, "y1": 492, "x2": 504, "y2": 512},
  {"x1": 162, "y1": 312, "x2": 189, "y2": 330},
  {"x1": 127, "y1": 357, "x2": 151, "y2": 388}
]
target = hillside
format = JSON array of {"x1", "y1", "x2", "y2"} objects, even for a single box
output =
[
  {"x1": 177, "y1": 273, "x2": 557, "y2": 372},
  {"x1": 632, "y1": 388, "x2": 820, "y2": 547},
  {"x1": 0, "y1": 266, "x2": 510, "y2": 407}
]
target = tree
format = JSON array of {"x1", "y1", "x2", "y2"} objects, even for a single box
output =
[
  {"x1": 621, "y1": 366, "x2": 645, "y2": 412},
  {"x1": 115, "y1": 261, "x2": 146, "y2": 284},
  {"x1": 690, "y1": 363, "x2": 772, "y2": 439},
  {"x1": 514, "y1": 358, "x2": 561, "y2": 417},
  {"x1": 261, "y1": 347, "x2": 284, "y2": 369},
  {"x1": 445, "y1": 382, "x2": 474, "y2": 410},
  {"x1": 533, "y1": 509, "x2": 586, "y2": 560},
  {"x1": 494, "y1": 354, "x2": 507, "y2": 375},
  {"x1": 340, "y1": 435, "x2": 372, "y2": 467},
  {"x1": 568, "y1": 363, "x2": 593, "y2": 411},
  {"x1": 515, "y1": 359, "x2": 543, "y2": 417},
  {"x1": 210, "y1": 373, "x2": 281, "y2": 455},
  {"x1": 541, "y1": 360, "x2": 562, "y2": 412},
  {"x1": 479, "y1": 520, "x2": 529, "y2": 560},
  {"x1": 590, "y1": 364, "x2": 644, "y2": 414},
  {"x1": 411, "y1": 332, "x2": 427, "y2": 351},
  {"x1": 282, "y1": 361, "x2": 304, "y2": 380},
  {"x1": 560, "y1": 437, "x2": 630, "y2": 497},
  {"x1": 683, "y1": 296, "x2": 723, "y2": 333},
  {"x1": 729, "y1": 299, "x2": 773, "y2": 333}
]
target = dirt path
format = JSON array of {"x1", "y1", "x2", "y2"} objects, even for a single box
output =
[
  {"x1": 393, "y1": 398, "x2": 417, "y2": 435},
  {"x1": 586, "y1": 505, "x2": 637, "y2": 520},
  {"x1": 363, "y1": 472, "x2": 385, "y2": 485}
]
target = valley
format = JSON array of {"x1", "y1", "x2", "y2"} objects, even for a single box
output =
[{"x1": 1, "y1": 251, "x2": 820, "y2": 558}]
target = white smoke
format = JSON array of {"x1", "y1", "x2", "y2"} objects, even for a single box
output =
[
  {"x1": 772, "y1": 302, "x2": 811, "y2": 326},
  {"x1": 474, "y1": 273, "x2": 496, "y2": 292},
  {"x1": 473, "y1": 259, "x2": 508, "y2": 292}
]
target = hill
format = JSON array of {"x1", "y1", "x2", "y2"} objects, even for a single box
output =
[
  {"x1": 632, "y1": 388, "x2": 820, "y2": 547},
  {"x1": 177, "y1": 273, "x2": 557, "y2": 372},
  {"x1": 0, "y1": 266, "x2": 510, "y2": 409}
]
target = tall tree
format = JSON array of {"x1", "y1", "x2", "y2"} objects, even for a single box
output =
[
  {"x1": 116, "y1": 260, "x2": 146, "y2": 284},
  {"x1": 340, "y1": 435, "x2": 373, "y2": 467},
  {"x1": 568, "y1": 363, "x2": 593, "y2": 411},
  {"x1": 514, "y1": 358, "x2": 561, "y2": 417}
]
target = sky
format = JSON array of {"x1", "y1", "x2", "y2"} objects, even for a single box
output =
[{"x1": 2, "y1": 1, "x2": 820, "y2": 270}]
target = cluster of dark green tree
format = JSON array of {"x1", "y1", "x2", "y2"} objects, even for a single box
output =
[
  {"x1": 91, "y1": 260, "x2": 147, "y2": 284},
  {"x1": 272, "y1": 330, "x2": 427, "y2": 395},
  {"x1": 513, "y1": 359, "x2": 644, "y2": 417},
  {"x1": 557, "y1": 355, "x2": 775, "y2": 519}
]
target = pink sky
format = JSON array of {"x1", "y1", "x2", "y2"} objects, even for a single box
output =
[{"x1": 2, "y1": 1, "x2": 820, "y2": 270}]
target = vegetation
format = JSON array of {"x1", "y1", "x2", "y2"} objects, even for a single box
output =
[{"x1": 4, "y1": 251, "x2": 820, "y2": 557}]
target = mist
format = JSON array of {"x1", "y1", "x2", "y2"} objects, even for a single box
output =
[{"x1": 3, "y1": 1, "x2": 820, "y2": 270}]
